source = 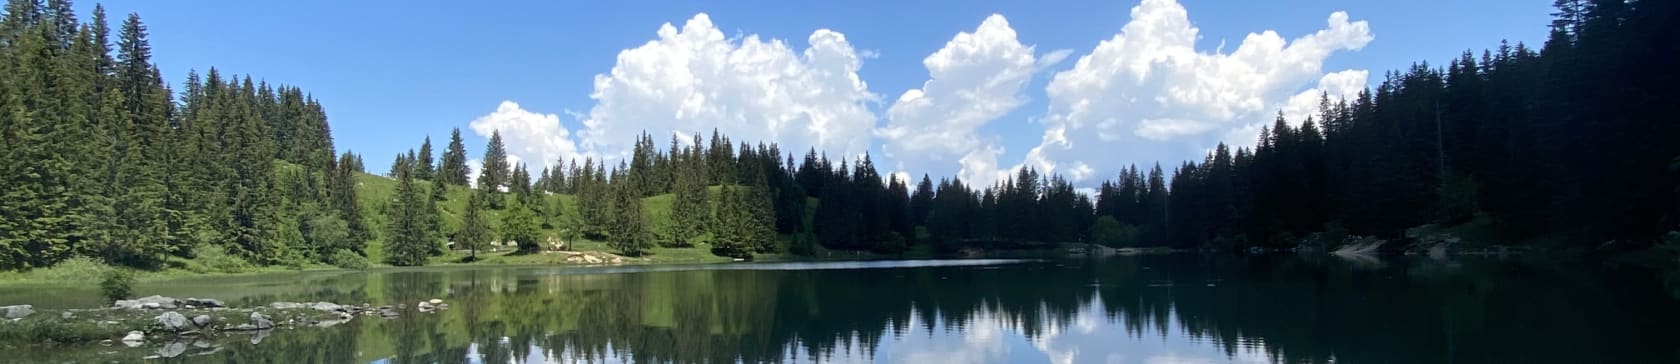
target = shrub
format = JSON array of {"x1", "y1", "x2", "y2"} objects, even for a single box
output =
[
  {"x1": 184, "y1": 244, "x2": 252, "y2": 274},
  {"x1": 99, "y1": 269, "x2": 136, "y2": 304},
  {"x1": 24, "y1": 256, "x2": 113, "y2": 283},
  {"x1": 329, "y1": 249, "x2": 371, "y2": 270},
  {"x1": 1089, "y1": 216, "x2": 1140, "y2": 248}
]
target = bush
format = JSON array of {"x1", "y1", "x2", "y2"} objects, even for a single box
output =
[
  {"x1": 0, "y1": 318, "x2": 119, "y2": 344},
  {"x1": 21, "y1": 256, "x2": 114, "y2": 283},
  {"x1": 99, "y1": 269, "x2": 135, "y2": 304},
  {"x1": 183, "y1": 244, "x2": 252, "y2": 274},
  {"x1": 329, "y1": 249, "x2": 370, "y2": 270},
  {"x1": 1089, "y1": 216, "x2": 1140, "y2": 248}
]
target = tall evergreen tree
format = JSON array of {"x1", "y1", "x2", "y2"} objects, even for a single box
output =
[
  {"x1": 479, "y1": 130, "x2": 509, "y2": 209},
  {"x1": 384, "y1": 168, "x2": 431, "y2": 267},
  {"x1": 439, "y1": 128, "x2": 469, "y2": 186},
  {"x1": 415, "y1": 135, "x2": 435, "y2": 181},
  {"x1": 457, "y1": 190, "x2": 491, "y2": 261}
]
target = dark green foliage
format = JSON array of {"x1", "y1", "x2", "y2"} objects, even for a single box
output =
[
  {"x1": 668, "y1": 140, "x2": 708, "y2": 247},
  {"x1": 457, "y1": 191, "x2": 492, "y2": 260},
  {"x1": 500, "y1": 201, "x2": 541, "y2": 254},
  {"x1": 1089, "y1": 216, "x2": 1138, "y2": 248},
  {"x1": 98, "y1": 269, "x2": 134, "y2": 303},
  {"x1": 327, "y1": 249, "x2": 368, "y2": 269},
  {"x1": 439, "y1": 128, "x2": 470, "y2": 186},
  {"x1": 414, "y1": 136, "x2": 435, "y2": 181},
  {"x1": 478, "y1": 131, "x2": 509, "y2": 209},
  {"x1": 608, "y1": 163, "x2": 651, "y2": 256},
  {"x1": 2, "y1": 1, "x2": 1676, "y2": 272},
  {"x1": 384, "y1": 168, "x2": 431, "y2": 266}
]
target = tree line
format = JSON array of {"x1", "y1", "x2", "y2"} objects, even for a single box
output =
[
  {"x1": 0, "y1": 0, "x2": 367, "y2": 270},
  {"x1": 4, "y1": 0, "x2": 1676, "y2": 271}
]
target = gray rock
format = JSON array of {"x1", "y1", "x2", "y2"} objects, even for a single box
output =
[
  {"x1": 428, "y1": 299, "x2": 443, "y2": 305},
  {"x1": 228, "y1": 323, "x2": 258, "y2": 331},
  {"x1": 191, "y1": 314, "x2": 213, "y2": 328},
  {"x1": 142, "y1": 302, "x2": 161, "y2": 309},
  {"x1": 156, "y1": 311, "x2": 189, "y2": 332},
  {"x1": 249, "y1": 312, "x2": 273, "y2": 330},
  {"x1": 112, "y1": 300, "x2": 143, "y2": 310},
  {"x1": 184, "y1": 298, "x2": 225, "y2": 308},
  {"x1": 121, "y1": 331, "x2": 145, "y2": 346},
  {"x1": 268, "y1": 302, "x2": 305, "y2": 310},
  {"x1": 135, "y1": 295, "x2": 179, "y2": 309},
  {"x1": 60, "y1": 311, "x2": 74, "y2": 319},
  {"x1": 309, "y1": 302, "x2": 342, "y2": 312},
  {"x1": 416, "y1": 301, "x2": 434, "y2": 311},
  {"x1": 2, "y1": 304, "x2": 32, "y2": 319}
]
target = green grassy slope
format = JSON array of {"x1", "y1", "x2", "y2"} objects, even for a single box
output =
[{"x1": 352, "y1": 174, "x2": 792, "y2": 265}]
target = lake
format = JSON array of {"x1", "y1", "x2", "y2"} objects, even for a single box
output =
[{"x1": 7, "y1": 255, "x2": 1680, "y2": 363}]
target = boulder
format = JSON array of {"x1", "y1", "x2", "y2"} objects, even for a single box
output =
[
  {"x1": 416, "y1": 301, "x2": 435, "y2": 312},
  {"x1": 184, "y1": 298, "x2": 225, "y2": 308},
  {"x1": 191, "y1": 314, "x2": 213, "y2": 328},
  {"x1": 156, "y1": 311, "x2": 189, "y2": 332},
  {"x1": 309, "y1": 302, "x2": 342, "y2": 312},
  {"x1": 135, "y1": 295, "x2": 179, "y2": 309},
  {"x1": 60, "y1": 311, "x2": 74, "y2": 319},
  {"x1": 249, "y1": 312, "x2": 273, "y2": 330},
  {"x1": 112, "y1": 300, "x2": 143, "y2": 310},
  {"x1": 269, "y1": 302, "x2": 305, "y2": 310},
  {"x1": 121, "y1": 331, "x2": 145, "y2": 346},
  {"x1": 1, "y1": 304, "x2": 32, "y2": 319}
]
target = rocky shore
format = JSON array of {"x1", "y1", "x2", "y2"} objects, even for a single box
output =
[{"x1": 0, "y1": 295, "x2": 448, "y2": 357}]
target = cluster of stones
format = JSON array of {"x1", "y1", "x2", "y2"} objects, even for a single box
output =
[{"x1": 100, "y1": 295, "x2": 448, "y2": 347}]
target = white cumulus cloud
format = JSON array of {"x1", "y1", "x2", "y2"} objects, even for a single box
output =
[
  {"x1": 580, "y1": 13, "x2": 878, "y2": 162},
  {"x1": 466, "y1": 100, "x2": 577, "y2": 174},
  {"x1": 878, "y1": 14, "x2": 1067, "y2": 188},
  {"x1": 1020, "y1": 0, "x2": 1372, "y2": 183}
]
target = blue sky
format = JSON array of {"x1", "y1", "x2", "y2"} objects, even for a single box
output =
[{"x1": 82, "y1": 0, "x2": 1552, "y2": 187}]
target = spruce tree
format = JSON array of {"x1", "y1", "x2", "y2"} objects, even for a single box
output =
[
  {"x1": 670, "y1": 145, "x2": 709, "y2": 246},
  {"x1": 383, "y1": 167, "x2": 430, "y2": 266},
  {"x1": 479, "y1": 130, "x2": 509, "y2": 208},
  {"x1": 426, "y1": 175, "x2": 446, "y2": 255},
  {"x1": 439, "y1": 128, "x2": 469, "y2": 186},
  {"x1": 415, "y1": 135, "x2": 434, "y2": 181},
  {"x1": 608, "y1": 168, "x2": 650, "y2": 256},
  {"x1": 457, "y1": 190, "x2": 491, "y2": 261}
]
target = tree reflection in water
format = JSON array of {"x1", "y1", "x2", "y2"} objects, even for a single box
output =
[{"x1": 45, "y1": 256, "x2": 1680, "y2": 363}]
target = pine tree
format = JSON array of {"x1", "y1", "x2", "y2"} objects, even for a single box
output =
[
  {"x1": 384, "y1": 166, "x2": 430, "y2": 266},
  {"x1": 426, "y1": 175, "x2": 446, "y2": 255},
  {"x1": 479, "y1": 130, "x2": 509, "y2": 209},
  {"x1": 415, "y1": 135, "x2": 434, "y2": 181},
  {"x1": 670, "y1": 144, "x2": 709, "y2": 246},
  {"x1": 746, "y1": 169, "x2": 778, "y2": 253},
  {"x1": 439, "y1": 128, "x2": 469, "y2": 186},
  {"x1": 608, "y1": 167, "x2": 650, "y2": 256},
  {"x1": 457, "y1": 190, "x2": 491, "y2": 261},
  {"x1": 332, "y1": 152, "x2": 371, "y2": 251}
]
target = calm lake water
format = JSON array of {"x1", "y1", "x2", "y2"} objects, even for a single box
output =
[{"x1": 7, "y1": 255, "x2": 1680, "y2": 363}]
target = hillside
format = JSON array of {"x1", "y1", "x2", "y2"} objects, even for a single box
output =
[{"x1": 350, "y1": 173, "x2": 806, "y2": 265}]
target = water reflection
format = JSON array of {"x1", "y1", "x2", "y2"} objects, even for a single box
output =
[{"x1": 24, "y1": 256, "x2": 1680, "y2": 363}]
